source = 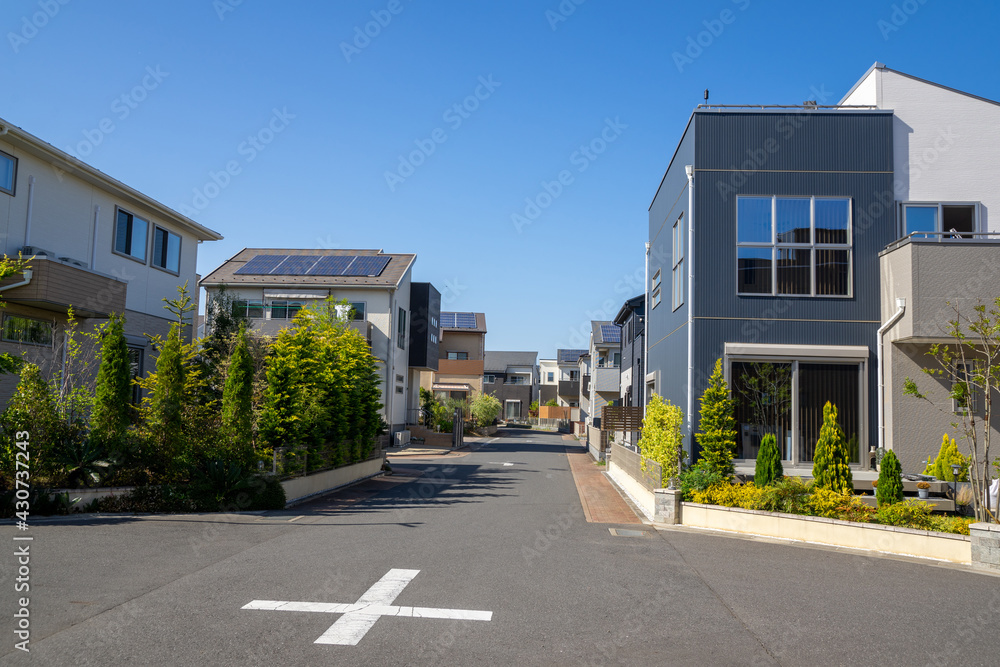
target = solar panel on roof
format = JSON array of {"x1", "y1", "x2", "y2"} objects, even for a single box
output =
[
  {"x1": 454, "y1": 312, "x2": 477, "y2": 328},
  {"x1": 600, "y1": 324, "x2": 621, "y2": 343},
  {"x1": 274, "y1": 255, "x2": 321, "y2": 275},
  {"x1": 558, "y1": 349, "x2": 587, "y2": 364},
  {"x1": 342, "y1": 255, "x2": 390, "y2": 277},
  {"x1": 308, "y1": 255, "x2": 356, "y2": 276},
  {"x1": 439, "y1": 312, "x2": 457, "y2": 328},
  {"x1": 235, "y1": 254, "x2": 288, "y2": 275}
]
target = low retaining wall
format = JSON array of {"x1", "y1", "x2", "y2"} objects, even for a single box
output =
[
  {"x1": 680, "y1": 502, "x2": 971, "y2": 563},
  {"x1": 607, "y1": 460, "x2": 655, "y2": 520},
  {"x1": 281, "y1": 456, "x2": 385, "y2": 506},
  {"x1": 52, "y1": 486, "x2": 136, "y2": 508}
]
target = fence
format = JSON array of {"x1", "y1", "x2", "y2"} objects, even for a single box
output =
[{"x1": 609, "y1": 442, "x2": 662, "y2": 494}]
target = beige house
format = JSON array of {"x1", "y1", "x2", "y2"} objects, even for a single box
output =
[
  {"x1": 0, "y1": 115, "x2": 222, "y2": 404},
  {"x1": 429, "y1": 312, "x2": 486, "y2": 400}
]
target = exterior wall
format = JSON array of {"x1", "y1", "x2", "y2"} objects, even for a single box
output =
[
  {"x1": 484, "y1": 376, "x2": 532, "y2": 420},
  {"x1": 407, "y1": 282, "x2": 440, "y2": 371},
  {"x1": 538, "y1": 359, "x2": 557, "y2": 387},
  {"x1": 439, "y1": 330, "x2": 483, "y2": 360}
]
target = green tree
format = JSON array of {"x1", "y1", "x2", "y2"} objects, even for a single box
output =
[
  {"x1": 754, "y1": 432, "x2": 783, "y2": 487},
  {"x1": 696, "y1": 359, "x2": 737, "y2": 480},
  {"x1": 923, "y1": 433, "x2": 968, "y2": 482},
  {"x1": 0, "y1": 364, "x2": 65, "y2": 480},
  {"x1": 221, "y1": 322, "x2": 254, "y2": 465},
  {"x1": 89, "y1": 314, "x2": 132, "y2": 451},
  {"x1": 545, "y1": 398, "x2": 559, "y2": 407},
  {"x1": 144, "y1": 323, "x2": 189, "y2": 470},
  {"x1": 637, "y1": 394, "x2": 684, "y2": 487},
  {"x1": 877, "y1": 449, "x2": 905, "y2": 506},
  {"x1": 470, "y1": 393, "x2": 501, "y2": 426},
  {"x1": 811, "y1": 402, "x2": 853, "y2": 494}
]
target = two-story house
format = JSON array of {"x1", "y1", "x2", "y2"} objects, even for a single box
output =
[
  {"x1": 585, "y1": 321, "x2": 622, "y2": 428},
  {"x1": 613, "y1": 295, "x2": 645, "y2": 446},
  {"x1": 0, "y1": 116, "x2": 222, "y2": 404},
  {"x1": 483, "y1": 351, "x2": 538, "y2": 422},
  {"x1": 540, "y1": 349, "x2": 586, "y2": 408},
  {"x1": 645, "y1": 63, "x2": 1000, "y2": 476},
  {"x1": 199, "y1": 248, "x2": 421, "y2": 435},
  {"x1": 431, "y1": 311, "x2": 486, "y2": 400}
]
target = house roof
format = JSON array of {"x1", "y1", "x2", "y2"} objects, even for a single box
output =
[
  {"x1": 199, "y1": 248, "x2": 415, "y2": 288},
  {"x1": 613, "y1": 295, "x2": 645, "y2": 326},
  {"x1": 0, "y1": 115, "x2": 222, "y2": 242},
  {"x1": 440, "y1": 311, "x2": 487, "y2": 333},
  {"x1": 557, "y1": 349, "x2": 588, "y2": 364},
  {"x1": 484, "y1": 351, "x2": 537, "y2": 372},
  {"x1": 591, "y1": 321, "x2": 620, "y2": 346},
  {"x1": 839, "y1": 62, "x2": 1000, "y2": 108}
]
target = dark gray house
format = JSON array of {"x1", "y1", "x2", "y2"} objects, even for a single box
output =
[
  {"x1": 483, "y1": 351, "x2": 538, "y2": 422},
  {"x1": 613, "y1": 295, "x2": 644, "y2": 444},
  {"x1": 647, "y1": 107, "x2": 896, "y2": 472}
]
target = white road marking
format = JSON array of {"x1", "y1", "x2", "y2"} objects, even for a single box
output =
[
  {"x1": 442, "y1": 467, "x2": 456, "y2": 474},
  {"x1": 242, "y1": 568, "x2": 492, "y2": 646},
  {"x1": 287, "y1": 516, "x2": 304, "y2": 522}
]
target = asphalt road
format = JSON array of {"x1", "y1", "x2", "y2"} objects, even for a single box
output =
[{"x1": 4, "y1": 428, "x2": 1000, "y2": 666}]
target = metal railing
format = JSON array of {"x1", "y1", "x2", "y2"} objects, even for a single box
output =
[{"x1": 883, "y1": 230, "x2": 1000, "y2": 253}]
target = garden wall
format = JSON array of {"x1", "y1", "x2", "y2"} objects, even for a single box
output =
[{"x1": 281, "y1": 455, "x2": 385, "y2": 506}]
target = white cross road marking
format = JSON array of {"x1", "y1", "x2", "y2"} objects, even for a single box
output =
[{"x1": 242, "y1": 568, "x2": 493, "y2": 646}]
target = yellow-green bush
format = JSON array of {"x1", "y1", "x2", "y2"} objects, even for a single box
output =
[
  {"x1": 806, "y1": 487, "x2": 851, "y2": 518},
  {"x1": 691, "y1": 482, "x2": 766, "y2": 509}
]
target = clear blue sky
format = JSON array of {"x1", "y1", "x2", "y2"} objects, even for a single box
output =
[{"x1": 3, "y1": 0, "x2": 998, "y2": 357}]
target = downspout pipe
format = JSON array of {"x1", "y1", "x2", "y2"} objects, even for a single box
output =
[
  {"x1": 643, "y1": 241, "x2": 650, "y2": 410},
  {"x1": 24, "y1": 176, "x2": 35, "y2": 248},
  {"x1": 685, "y1": 165, "x2": 695, "y2": 435},
  {"x1": 877, "y1": 297, "x2": 906, "y2": 453}
]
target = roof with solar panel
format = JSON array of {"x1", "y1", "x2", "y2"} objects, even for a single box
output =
[
  {"x1": 199, "y1": 248, "x2": 415, "y2": 288},
  {"x1": 439, "y1": 311, "x2": 487, "y2": 333},
  {"x1": 557, "y1": 349, "x2": 588, "y2": 364},
  {"x1": 592, "y1": 321, "x2": 621, "y2": 345}
]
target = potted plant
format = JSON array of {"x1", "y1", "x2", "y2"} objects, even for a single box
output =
[
  {"x1": 870, "y1": 480, "x2": 878, "y2": 495},
  {"x1": 916, "y1": 480, "x2": 930, "y2": 499}
]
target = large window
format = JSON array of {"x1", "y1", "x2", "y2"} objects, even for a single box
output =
[
  {"x1": 114, "y1": 208, "x2": 148, "y2": 262},
  {"x1": 233, "y1": 300, "x2": 264, "y2": 319},
  {"x1": 672, "y1": 215, "x2": 684, "y2": 310},
  {"x1": 737, "y1": 196, "x2": 852, "y2": 297},
  {"x1": 902, "y1": 202, "x2": 978, "y2": 239},
  {"x1": 447, "y1": 351, "x2": 468, "y2": 360},
  {"x1": 0, "y1": 150, "x2": 16, "y2": 196},
  {"x1": 269, "y1": 300, "x2": 302, "y2": 319},
  {"x1": 3, "y1": 315, "x2": 52, "y2": 346},
  {"x1": 152, "y1": 227, "x2": 181, "y2": 273}
]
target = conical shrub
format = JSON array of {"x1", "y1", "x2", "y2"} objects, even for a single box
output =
[{"x1": 754, "y1": 432, "x2": 784, "y2": 487}]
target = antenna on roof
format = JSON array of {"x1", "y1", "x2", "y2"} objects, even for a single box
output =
[{"x1": 704, "y1": 89, "x2": 709, "y2": 104}]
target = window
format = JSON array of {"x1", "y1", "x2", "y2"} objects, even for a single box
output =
[
  {"x1": 395, "y1": 386, "x2": 404, "y2": 394},
  {"x1": 651, "y1": 269, "x2": 661, "y2": 309},
  {"x1": 547, "y1": 371, "x2": 554, "y2": 382},
  {"x1": 672, "y1": 215, "x2": 684, "y2": 310},
  {"x1": 902, "y1": 202, "x2": 978, "y2": 239},
  {"x1": 397, "y1": 308, "x2": 407, "y2": 349},
  {"x1": 953, "y1": 363, "x2": 980, "y2": 414},
  {"x1": 233, "y1": 300, "x2": 264, "y2": 319},
  {"x1": 737, "y1": 196, "x2": 851, "y2": 297},
  {"x1": 508, "y1": 375, "x2": 526, "y2": 385},
  {"x1": 349, "y1": 302, "x2": 366, "y2": 320},
  {"x1": 269, "y1": 300, "x2": 302, "y2": 319},
  {"x1": 3, "y1": 315, "x2": 52, "y2": 346},
  {"x1": 114, "y1": 208, "x2": 148, "y2": 262},
  {"x1": 0, "y1": 150, "x2": 16, "y2": 196},
  {"x1": 484, "y1": 374, "x2": 496, "y2": 384},
  {"x1": 612, "y1": 352, "x2": 621, "y2": 367},
  {"x1": 505, "y1": 400, "x2": 522, "y2": 420},
  {"x1": 569, "y1": 370, "x2": 580, "y2": 381},
  {"x1": 152, "y1": 226, "x2": 181, "y2": 273},
  {"x1": 447, "y1": 351, "x2": 468, "y2": 360}
]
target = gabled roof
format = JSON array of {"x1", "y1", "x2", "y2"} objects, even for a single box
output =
[
  {"x1": 200, "y1": 248, "x2": 415, "y2": 288},
  {"x1": 613, "y1": 295, "x2": 645, "y2": 325},
  {"x1": 591, "y1": 321, "x2": 620, "y2": 346},
  {"x1": 0, "y1": 115, "x2": 222, "y2": 242},
  {"x1": 440, "y1": 311, "x2": 487, "y2": 333},
  {"x1": 485, "y1": 351, "x2": 537, "y2": 372},
  {"x1": 839, "y1": 62, "x2": 1000, "y2": 108}
]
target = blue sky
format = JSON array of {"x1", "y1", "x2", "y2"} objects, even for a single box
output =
[{"x1": 3, "y1": 0, "x2": 998, "y2": 357}]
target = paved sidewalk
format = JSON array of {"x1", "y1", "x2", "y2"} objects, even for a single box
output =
[{"x1": 566, "y1": 451, "x2": 642, "y2": 524}]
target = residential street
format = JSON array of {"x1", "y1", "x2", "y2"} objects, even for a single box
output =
[{"x1": 5, "y1": 428, "x2": 1000, "y2": 666}]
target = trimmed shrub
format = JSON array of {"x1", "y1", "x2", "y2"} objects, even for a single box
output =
[
  {"x1": 758, "y1": 476, "x2": 811, "y2": 514},
  {"x1": 695, "y1": 359, "x2": 737, "y2": 480},
  {"x1": 923, "y1": 433, "x2": 968, "y2": 482},
  {"x1": 679, "y1": 460, "x2": 725, "y2": 501},
  {"x1": 876, "y1": 449, "x2": 904, "y2": 506},
  {"x1": 754, "y1": 433, "x2": 784, "y2": 487},
  {"x1": 806, "y1": 487, "x2": 851, "y2": 518},
  {"x1": 637, "y1": 394, "x2": 684, "y2": 487},
  {"x1": 691, "y1": 482, "x2": 766, "y2": 510},
  {"x1": 90, "y1": 314, "x2": 133, "y2": 451},
  {"x1": 876, "y1": 498, "x2": 931, "y2": 529},
  {"x1": 811, "y1": 402, "x2": 853, "y2": 494}
]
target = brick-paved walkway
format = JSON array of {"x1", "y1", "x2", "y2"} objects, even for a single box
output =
[{"x1": 567, "y1": 451, "x2": 642, "y2": 524}]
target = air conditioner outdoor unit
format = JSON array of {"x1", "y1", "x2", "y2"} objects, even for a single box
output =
[
  {"x1": 21, "y1": 245, "x2": 51, "y2": 257},
  {"x1": 58, "y1": 257, "x2": 89, "y2": 269},
  {"x1": 394, "y1": 430, "x2": 411, "y2": 447}
]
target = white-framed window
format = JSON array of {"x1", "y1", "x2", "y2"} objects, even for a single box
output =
[
  {"x1": 233, "y1": 299, "x2": 264, "y2": 319},
  {"x1": 447, "y1": 351, "x2": 468, "y2": 360},
  {"x1": 2, "y1": 315, "x2": 52, "y2": 346},
  {"x1": 737, "y1": 196, "x2": 852, "y2": 297},
  {"x1": 0, "y1": 150, "x2": 17, "y2": 196},
  {"x1": 152, "y1": 226, "x2": 181, "y2": 273},
  {"x1": 114, "y1": 208, "x2": 148, "y2": 262},
  {"x1": 397, "y1": 307, "x2": 407, "y2": 349},
  {"x1": 901, "y1": 202, "x2": 979, "y2": 239},
  {"x1": 484, "y1": 374, "x2": 496, "y2": 384},
  {"x1": 651, "y1": 269, "x2": 662, "y2": 309},
  {"x1": 547, "y1": 371, "x2": 554, "y2": 382},
  {"x1": 672, "y1": 215, "x2": 684, "y2": 310},
  {"x1": 953, "y1": 362, "x2": 980, "y2": 414}
]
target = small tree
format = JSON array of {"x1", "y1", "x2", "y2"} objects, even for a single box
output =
[
  {"x1": 877, "y1": 449, "x2": 904, "y2": 506},
  {"x1": 923, "y1": 433, "x2": 968, "y2": 482},
  {"x1": 221, "y1": 322, "x2": 254, "y2": 465},
  {"x1": 811, "y1": 402, "x2": 853, "y2": 494},
  {"x1": 754, "y1": 432, "x2": 783, "y2": 487},
  {"x1": 696, "y1": 359, "x2": 737, "y2": 480},
  {"x1": 470, "y1": 393, "x2": 501, "y2": 426},
  {"x1": 637, "y1": 394, "x2": 684, "y2": 487},
  {"x1": 89, "y1": 314, "x2": 132, "y2": 451},
  {"x1": 545, "y1": 398, "x2": 559, "y2": 407}
]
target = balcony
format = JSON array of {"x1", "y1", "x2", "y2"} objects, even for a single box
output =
[
  {"x1": 0, "y1": 257, "x2": 126, "y2": 318},
  {"x1": 348, "y1": 319, "x2": 372, "y2": 345},
  {"x1": 880, "y1": 234, "x2": 1000, "y2": 342},
  {"x1": 593, "y1": 366, "x2": 621, "y2": 393},
  {"x1": 437, "y1": 358, "x2": 484, "y2": 376},
  {"x1": 558, "y1": 379, "x2": 580, "y2": 397}
]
